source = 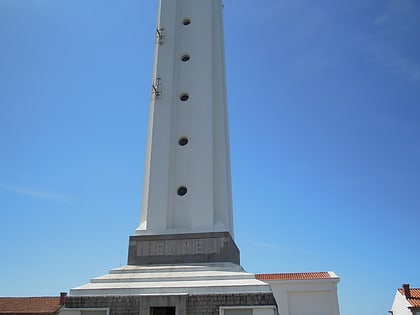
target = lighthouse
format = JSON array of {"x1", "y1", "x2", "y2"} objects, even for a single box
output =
[
  {"x1": 60, "y1": 1, "x2": 342, "y2": 314},
  {"x1": 126, "y1": 0, "x2": 240, "y2": 267},
  {"x1": 62, "y1": 1, "x2": 278, "y2": 314}
]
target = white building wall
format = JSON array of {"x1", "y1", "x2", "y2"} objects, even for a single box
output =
[
  {"x1": 221, "y1": 306, "x2": 277, "y2": 315},
  {"x1": 390, "y1": 291, "x2": 412, "y2": 315},
  {"x1": 59, "y1": 309, "x2": 109, "y2": 315},
  {"x1": 137, "y1": 0, "x2": 233, "y2": 237},
  {"x1": 264, "y1": 278, "x2": 340, "y2": 315}
]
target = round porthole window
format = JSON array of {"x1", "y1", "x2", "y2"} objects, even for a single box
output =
[
  {"x1": 180, "y1": 94, "x2": 189, "y2": 102},
  {"x1": 177, "y1": 186, "x2": 187, "y2": 196},
  {"x1": 182, "y1": 18, "x2": 191, "y2": 26},
  {"x1": 178, "y1": 137, "x2": 188, "y2": 146},
  {"x1": 181, "y1": 54, "x2": 190, "y2": 62}
]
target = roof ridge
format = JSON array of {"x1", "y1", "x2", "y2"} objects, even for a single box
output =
[
  {"x1": 255, "y1": 271, "x2": 336, "y2": 281},
  {"x1": 257, "y1": 271, "x2": 329, "y2": 274}
]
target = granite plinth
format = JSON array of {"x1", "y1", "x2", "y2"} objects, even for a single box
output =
[
  {"x1": 64, "y1": 292, "x2": 277, "y2": 315},
  {"x1": 128, "y1": 232, "x2": 240, "y2": 265}
]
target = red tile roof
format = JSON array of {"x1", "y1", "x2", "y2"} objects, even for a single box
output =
[
  {"x1": 0, "y1": 297, "x2": 62, "y2": 314},
  {"x1": 256, "y1": 272, "x2": 333, "y2": 281},
  {"x1": 398, "y1": 288, "x2": 420, "y2": 308}
]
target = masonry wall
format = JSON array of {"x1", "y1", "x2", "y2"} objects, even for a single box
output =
[
  {"x1": 187, "y1": 293, "x2": 276, "y2": 315},
  {"x1": 63, "y1": 293, "x2": 277, "y2": 315},
  {"x1": 64, "y1": 296, "x2": 140, "y2": 315}
]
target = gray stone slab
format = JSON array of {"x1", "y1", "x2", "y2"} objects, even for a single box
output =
[{"x1": 128, "y1": 232, "x2": 240, "y2": 265}]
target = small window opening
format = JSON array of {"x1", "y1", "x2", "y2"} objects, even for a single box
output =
[
  {"x1": 182, "y1": 18, "x2": 191, "y2": 26},
  {"x1": 181, "y1": 54, "x2": 190, "y2": 62},
  {"x1": 180, "y1": 94, "x2": 189, "y2": 101},
  {"x1": 150, "y1": 307, "x2": 175, "y2": 315},
  {"x1": 177, "y1": 186, "x2": 187, "y2": 196},
  {"x1": 178, "y1": 137, "x2": 188, "y2": 146}
]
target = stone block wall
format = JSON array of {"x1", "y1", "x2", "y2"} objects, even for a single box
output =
[
  {"x1": 187, "y1": 293, "x2": 277, "y2": 315},
  {"x1": 64, "y1": 293, "x2": 276, "y2": 315},
  {"x1": 65, "y1": 296, "x2": 141, "y2": 315}
]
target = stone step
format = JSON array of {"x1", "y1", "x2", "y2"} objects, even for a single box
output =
[
  {"x1": 90, "y1": 271, "x2": 257, "y2": 283},
  {"x1": 70, "y1": 263, "x2": 272, "y2": 296},
  {"x1": 70, "y1": 279, "x2": 270, "y2": 296},
  {"x1": 108, "y1": 262, "x2": 243, "y2": 274}
]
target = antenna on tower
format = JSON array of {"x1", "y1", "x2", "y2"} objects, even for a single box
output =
[
  {"x1": 156, "y1": 27, "x2": 165, "y2": 45},
  {"x1": 152, "y1": 76, "x2": 162, "y2": 99}
]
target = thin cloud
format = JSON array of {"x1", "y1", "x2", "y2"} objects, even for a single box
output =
[
  {"x1": 366, "y1": 41, "x2": 420, "y2": 83},
  {"x1": 0, "y1": 181, "x2": 72, "y2": 204},
  {"x1": 374, "y1": 0, "x2": 420, "y2": 28},
  {"x1": 369, "y1": 0, "x2": 420, "y2": 83}
]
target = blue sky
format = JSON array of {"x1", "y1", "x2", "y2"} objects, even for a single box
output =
[{"x1": 0, "y1": 1, "x2": 419, "y2": 315}]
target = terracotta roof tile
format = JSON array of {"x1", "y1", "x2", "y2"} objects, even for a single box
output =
[
  {"x1": 398, "y1": 288, "x2": 420, "y2": 308},
  {"x1": 256, "y1": 272, "x2": 333, "y2": 281},
  {"x1": 0, "y1": 297, "x2": 61, "y2": 314}
]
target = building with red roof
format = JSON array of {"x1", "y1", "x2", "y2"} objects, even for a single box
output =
[
  {"x1": 390, "y1": 284, "x2": 420, "y2": 315},
  {"x1": 256, "y1": 272, "x2": 340, "y2": 315},
  {"x1": 0, "y1": 294, "x2": 66, "y2": 315}
]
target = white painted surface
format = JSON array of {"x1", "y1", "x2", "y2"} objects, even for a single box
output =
[
  {"x1": 137, "y1": 0, "x2": 233, "y2": 236},
  {"x1": 70, "y1": 263, "x2": 272, "y2": 296},
  {"x1": 59, "y1": 309, "x2": 109, "y2": 315},
  {"x1": 263, "y1": 274, "x2": 340, "y2": 315},
  {"x1": 390, "y1": 291, "x2": 412, "y2": 315},
  {"x1": 221, "y1": 306, "x2": 277, "y2": 315},
  {"x1": 253, "y1": 307, "x2": 278, "y2": 315}
]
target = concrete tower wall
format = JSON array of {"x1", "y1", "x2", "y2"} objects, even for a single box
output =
[{"x1": 137, "y1": 0, "x2": 233, "y2": 237}]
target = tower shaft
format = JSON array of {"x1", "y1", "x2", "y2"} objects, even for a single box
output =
[{"x1": 136, "y1": 0, "x2": 233, "y2": 237}]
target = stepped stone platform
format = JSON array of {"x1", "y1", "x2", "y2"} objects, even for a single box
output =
[
  {"x1": 65, "y1": 263, "x2": 278, "y2": 315},
  {"x1": 69, "y1": 262, "x2": 272, "y2": 296}
]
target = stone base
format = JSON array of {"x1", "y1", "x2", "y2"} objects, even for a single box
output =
[
  {"x1": 64, "y1": 293, "x2": 277, "y2": 315},
  {"x1": 69, "y1": 262, "x2": 272, "y2": 296},
  {"x1": 128, "y1": 232, "x2": 240, "y2": 265}
]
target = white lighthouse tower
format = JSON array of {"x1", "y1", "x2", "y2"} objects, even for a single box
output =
[
  {"x1": 65, "y1": 2, "x2": 277, "y2": 314},
  {"x1": 137, "y1": 0, "x2": 233, "y2": 237},
  {"x1": 62, "y1": 1, "x2": 341, "y2": 314},
  {"x1": 123, "y1": 0, "x2": 240, "y2": 267}
]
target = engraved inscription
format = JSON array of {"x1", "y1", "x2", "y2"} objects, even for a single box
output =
[{"x1": 136, "y1": 237, "x2": 228, "y2": 257}]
